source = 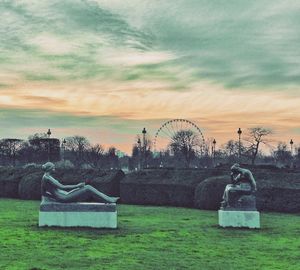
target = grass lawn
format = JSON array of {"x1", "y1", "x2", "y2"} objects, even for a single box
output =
[{"x1": 0, "y1": 199, "x2": 299, "y2": 270}]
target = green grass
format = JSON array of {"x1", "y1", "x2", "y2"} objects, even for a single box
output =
[{"x1": 0, "y1": 199, "x2": 299, "y2": 270}]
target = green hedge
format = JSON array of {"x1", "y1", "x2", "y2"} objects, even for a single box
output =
[
  {"x1": 193, "y1": 175, "x2": 300, "y2": 213},
  {"x1": 0, "y1": 167, "x2": 37, "y2": 198},
  {"x1": 256, "y1": 187, "x2": 300, "y2": 213},
  {"x1": 119, "y1": 169, "x2": 214, "y2": 207},
  {"x1": 194, "y1": 176, "x2": 230, "y2": 210},
  {"x1": 18, "y1": 172, "x2": 42, "y2": 200},
  {"x1": 0, "y1": 167, "x2": 124, "y2": 200},
  {"x1": 120, "y1": 182, "x2": 195, "y2": 207},
  {"x1": 1, "y1": 166, "x2": 300, "y2": 213}
]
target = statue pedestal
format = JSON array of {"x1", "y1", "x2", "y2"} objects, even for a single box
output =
[
  {"x1": 218, "y1": 209, "x2": 260, "y2": 229},
  {"x1": 39, "y1": 201, "x2": 117, "y2": 228}
]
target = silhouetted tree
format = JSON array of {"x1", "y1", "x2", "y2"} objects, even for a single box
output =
[
  {"x1": 86, "y1": 144, "x2": 105, "y2": 168},
  {"x1": 28, "y1": 134, "x2": 60, "y2": 162},
  {"x1": 64, "y1": 136, "x2": 90, "y2": 167},
  {"x1": 106, "y1": 147, "x2": 119, "y2": 169},
  {"x1": 169, "y1": 130, "x2": 200, "y2": 168},
  {"x1": 0, "y1": 138, "x2": 25, "y2": 166},
  {"x1": 273, "y1": 142, "x2": 292, "y2": 167},
  {"x1": 244, "y1": 127, "x2": 272, "y2": 165}
]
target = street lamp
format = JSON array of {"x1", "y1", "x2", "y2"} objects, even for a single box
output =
[
  {"x1": 137, "y1": 138, "x2": 141, "y2": 170},
  {"x1": 47, "y1": 129, "x2": 51, "y2": 138},
  {"x1": 290, "y1": 139, "x2": 294, "y2": 155},
  {"x1": 61, "y1": 138, "x2": 66, "y2": 162},
  {"x1": 212, "y1": 139, "x2": 216, "y2": 166},
  {"x1": 237, "y1": 128, "x2": 242, "y2": 159},
  {"x1": 47, "y1": 129, "x2": 51, "y2": 161},
  {"x1": 142, "y1": 128, "x2": 147, "y2": 168},
  {"x1": 212, "y1": 139, "x2": 216, "y2": 157}
]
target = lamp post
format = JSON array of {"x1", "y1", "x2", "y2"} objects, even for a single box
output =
[
  {"x1": 142, "y1": 128, "x2": 147, "y2": 169},
  {"x1": 212, "y1": 139, "x2": 216, "y2": 157},
  {"x1": 290, "y1": 139, "x2": 294, "y2": 155},
  {"x1": 47, "y1": 129, "x2": 51, "y2": 161},
  {"x1": 47, "y1": 129, "x2": 51, "y2": 138},
  {"x1": 61, "y1": 138, "x2": 66, "y2": 162},
  {"x1": 137, "y1": 138, "x2": 141, "y2": 170},
  {"x1": 237, "y1": 128, "x2": 242, "y2": 159},
  {"x1": 212, "y1": 139, "x2": 216, "y2": 166}
]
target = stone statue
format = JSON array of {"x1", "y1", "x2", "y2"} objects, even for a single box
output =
[
  {"x1": 41, "y1": 162, "x2": 119, "y2": 203},
  {"x1": 221, "y1": 163, "x2": 257, "y2": 210}
]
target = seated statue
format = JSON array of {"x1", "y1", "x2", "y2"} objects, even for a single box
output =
[
  {"x1": 41, "y1": 162, "x2": 119, "y2": 203},
  {"x1": 221, "y1": 163, "x2": 257, "y2": 210}
]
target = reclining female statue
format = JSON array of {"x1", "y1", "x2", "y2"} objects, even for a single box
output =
[
  {"x1": 221, "y1": 163, "x2": 257, "y2": 209},
  {"x1": 41, "y1": 162, "x2": 119, "y2": 203}
]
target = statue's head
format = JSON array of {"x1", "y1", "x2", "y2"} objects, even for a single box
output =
[
  {"x1": 42, "y1": 162, "x2": 55, "y2": 172},
  {"x1": 230, "y1": 163, "x2": 240, "y2": 173}
]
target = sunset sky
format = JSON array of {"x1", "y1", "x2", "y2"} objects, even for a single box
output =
[{"x1": 1, "y1": 0, "x2": 300, "y2": 153}]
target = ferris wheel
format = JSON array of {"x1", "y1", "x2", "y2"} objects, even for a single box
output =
[{"x1": 153, "y1": 119, "x2": 206, "y2": 156}]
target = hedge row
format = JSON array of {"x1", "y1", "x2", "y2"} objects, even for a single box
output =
[
  {"x1": 120, "y1": 182, "x2": 194, "y2": 207},
  {"x1": 1, "y1": 167, "x2": 300, "y2": 213},
  {"x1": 0, "y1": 167, "x2": 125, "y2": 200},
  {"x1": 120, "y1": 169, "x2": 300, "y2": 213}
]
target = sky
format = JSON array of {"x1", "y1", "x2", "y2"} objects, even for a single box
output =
[{"x1": 1, "y1": 0, "x2": 300, "y2": 154}]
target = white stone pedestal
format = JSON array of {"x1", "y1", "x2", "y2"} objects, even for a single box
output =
[
  {"x1": 218, "y1": 210, "x2": 260, "y2": 229},
  {"x1": 39, "y1": 201, "x2": 117, "y2": 229}
]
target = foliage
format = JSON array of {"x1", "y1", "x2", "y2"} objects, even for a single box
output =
[
  {"x1": 18, "y1": 172, "x2": 42, "y2": 200},
  {"x1": 28, "y1": 134, "x2": 61, "y2": 162},
  {"x1": 0, "y1": 199, "x2": 300, "y2": 270},
  {"x1": 194, "y1": 176, "x2": 230, "y2": 210},
  {"x1": 194, "y1": 172, "x2": 300, "y2": 213}
]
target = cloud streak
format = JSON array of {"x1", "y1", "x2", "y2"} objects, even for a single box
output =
[{"x1": 1, "y1": 0, "x2": 300, "y2": 152}]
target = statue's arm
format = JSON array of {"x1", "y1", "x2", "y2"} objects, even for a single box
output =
[
  {"x1": 232, "y1": 173, "x2": 241, "y2": 184},
  {"x1": 47, "y1": 176, "x2": 84, "y2": 190},
  {"x1": 249, "y1": 173, "x2": 257, "y2": 191}
]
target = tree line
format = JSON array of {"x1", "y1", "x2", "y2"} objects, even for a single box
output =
[
  {"x1": 0, "y1": 127, "x2": 299, "y2": 169},
  {"x1": 0, "y1": 133, "x2": 128, "y2": 169},
  {"x1": 131, "y1": 127, "x2": 300, "y2": 169}
]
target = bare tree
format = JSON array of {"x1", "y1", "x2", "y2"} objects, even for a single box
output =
[
  {"x1": 106, "y1": 147, "x2": 119, "y2": 169},
  {"x1": 28, "y1": 134, "x2": 60, "y2": 163},
  {"x1": 0, "y1": 139, "x2": 25, "y2": 166},
  {"x1": 64, "y1": 136, "x2": 90, "y2": 167},
  {"x1": 244, "y1": 127, "x2": 272, "y2": 165},
  {"x1": 86, "y1": 144, "x2": 105, "y2": 168},
  {"x1": 272, "y1": 142, "x2": 292, "y2": 167},
  {"x1": 169, "y1": 130, "x2": 201, "y2": 168}
]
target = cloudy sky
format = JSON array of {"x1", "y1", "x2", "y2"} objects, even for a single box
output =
[{"x1": 1, "y1": 0, "x2": 300, "y2": 153}]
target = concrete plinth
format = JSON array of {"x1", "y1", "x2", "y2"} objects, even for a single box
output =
[
  {"x1": 39, "y1": 201, "x2": 117, "y2": 228},
  {"x1": 218, "y1": 210, "x2": 260, "y2": 229}
]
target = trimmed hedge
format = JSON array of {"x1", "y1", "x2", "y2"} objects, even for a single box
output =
[
  {"x1": 18, "y1": 172, "x2": 42, "y2": 200},
  {"x1": 120, "y1": 182, "x2": 195, "y2": 207},
  {"x1": 0, "y1": 167, "x2": 36, "y2": 198},
  {"x1": 194, "y1": 176, "x2": 230, "y2": 210},
  {"x1": 194, "y1": 174, "x2": 300, "y2": 213},
  {"x1": 1, "y1": 166, "x2": 300, "y2": 213},
  {"x1": 121, "y1": 168, "x2": 300, "y2": 212},
  {"x1": 120, "y1": 169, "x2": 215, "y2": 207},
  {"x1": 0, "y1": 167, "x2": 124, "y2": 200},
  {"x1": 256, "y1": 187, "x2": 300, "y2": 213}
]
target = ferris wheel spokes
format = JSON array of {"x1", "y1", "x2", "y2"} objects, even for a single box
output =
[{"x1": 154, "y1": 119, "x2": 206, "y2": 156}]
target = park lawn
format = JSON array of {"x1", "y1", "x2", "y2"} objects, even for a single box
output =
[{"x1": 0, "y1": 199, "x2": 299, "y2": 270}]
